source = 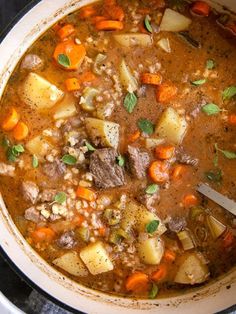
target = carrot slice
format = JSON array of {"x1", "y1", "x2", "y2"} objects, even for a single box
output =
[
  {"x1": 1, "y1": 107, "x2": 20, "y2": 131},
  {"x1": 98, "y1": 227, "x2": 107, "y2": 237},
  {"x1": 156, "y1": 82, "x2": 178, "y2": 103},
  {"x1": 141, "y1": 73, "x2": 162, "y2": 86},
  {"x1": 148, "y1": 160, "x2": 169, "y2": 183},
  {"x1": 191, "y1": 1, "x2": 211, "y2": 16},
  {"x1": 31, "y1": 227, "x2": 56, "y2": 243},
  {"x1": 182, "y1": 194, "x2": 199, "y2": 207},
  {"x1": 73, "y1": 214, "x2": 85, "y2": 226},
  {"x1": 126, "y1": 272, "x2": 149, "y2": 292},
  {"x1": 53, "y1": 40, "x2": 86, "y2": 70},
  {"x1": 76, "y1": 186, "x2": 97, "y2": 202},
  {"x1": 65, "y1": 77, "x2": 80, "y2": 91},
  {"x1": 78, "y1": 71, "x2": 97, "y2": 84},
  {"x1": 128, "y1": 130, "x2": 141, "y2": 143},
  {"x1": 91, "y1": 16, "x2": 106, "y2": 24},
  {"x1": 95, "y1": 20, "x2": 124, "y2": 31},
  {"x1": 151, "y1": 264, "x2": 167, "y2": 282},
  {"x1": 79, "y1": 5, "x2": 96, "y2": 19},
  {"x1": 57, "y1": 24, "x2": 75, "y2": 40},
  {"x1": 13, "y1": 122, "x2": 29, "y2": 141},
  {"x1": 171, "y1": 164, "x2": 186, "y2": 180},
  {"x1": 164, "y1": 249, "x2": 176, "y2": 262},
  {"x1": 228, "y1": 114, "x2": 236, "y2": 125},
  {"x1": 155, "y1": 145, "x2": 175, "y2": 160}
]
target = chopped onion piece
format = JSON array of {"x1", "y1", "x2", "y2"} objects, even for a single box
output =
[
  {"x1": 157, "y1": 38, "x2": 171, "y2": 53},
  {"x1": 206, "y1": 215, "x2": 226, "y2": 239},
  {"x1": 177, "y1": 230, "x2": 195, "y2": 250},
  {"x1": 160, "y1": 8, "x2": 192, "y2": 32}
]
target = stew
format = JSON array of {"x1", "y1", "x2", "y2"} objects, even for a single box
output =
[{"x1": 0, "y1": 0, "x2": 236, "y2": 299}]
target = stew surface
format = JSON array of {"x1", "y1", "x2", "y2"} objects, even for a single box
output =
[{"x1": 0, "y1": 0, "x2": 236, "y2": 299}]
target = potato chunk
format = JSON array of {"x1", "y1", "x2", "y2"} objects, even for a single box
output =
[
  {"x1": 119, "y1": 59, "x2": 138, "y2": 92},
  {"x1": 26, "y1": 135, "x2": 52, "y2": 160},
  {"x1": 80, "y1": 241, "x2": 113, "y2": 275},
  {"x1": 53, "y1": 94, "x2": 77, "y2": 120},
  {"x1": 20, "y1": 73, "x2": 64, "y2": 110},
  {"x1": 174, "y1": 253, "x2": 209, "y2": 285},
  {"x1": 137, "y1": 210, "x2": 167, "y2": 236},
  {"x1": 53, "y1": 251, "x2": 88, "y2": 277},
  {"x1": 85, "y1": 118, "x2": 119, "y2": 149},
  {"x1": 155, "y1": 107, "x2": 187, "y2": 145},
  {"x1": 114, "y1": 33, "x2": 152, "y2": 47},
  {"x1": 138, "y1": 237, "x2": 164, "y2": 265},
  {"x1": 160, "y1": 8, "x2": 192, "y2": 32}
]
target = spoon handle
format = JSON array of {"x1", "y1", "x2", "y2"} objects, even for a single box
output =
[{"x1": 197, "y1": 183, "x2": 236, "y2": 216}]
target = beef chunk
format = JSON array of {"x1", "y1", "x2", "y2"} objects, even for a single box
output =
[
  {"x1": 40, "y1": 189, "x2": 57, "y2": 202},
  {"x1": 127, "y1": 145, "x2": 150, "y2": 179},
  {"x1": 176, "y1": 148, "x2": 199, "y2": 166},
  {"x1": 20, "y1": 54, "x2": 43, "y2": 71},
  {"x1": 0, "y1": 162, "x2": 15, "y2": 177},
  {"x1": 22, "y1": 181, "x2": 39, "y2": 204},
  {"x1": 24, "y1": 207, "x2": 45, "y2": 223},
  {"x1": 42, "y1": 159, "x2": 66, "y2": 179},
  {"x1": 57, "y1": 231, "x2": 76, "y2": 249},
  {"x1": 168, "y1": 217, "x2": 187, "y2": 233},
  {"x1": 90, "y1": 148, "x2": 125, "y2": 189}
]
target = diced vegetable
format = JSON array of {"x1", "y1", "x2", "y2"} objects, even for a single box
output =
[
  {"x1": 57, "y1": 24, "x2": 75, "y2": 40},
  {"x1": 109, "y1": 228, "x2": 128, "y2": 244},
  {"x1": 13, "y1": 122, "x2": 29, "y2": 141},
  {"x1": 65, "y1": 78, "x2": 80, "y2": 91},
  {"x1": 136, "y1": 210, "x2": 167, "y2": 236},
  {"x1": 174, "y1": 252, "x2": 209, "y2": 285},
  {"x1": 95, "y1": 20, "x2": 124, "y2": 31},
  {"x1": 76, "y1": 187, "x2": 96, "y2": 202},
  {"x1": 125, "y1": 272, "x2": 149, "y2": 293},
  {"x1": 182, "y1": 194, "x2": 199, "y2": 207},
  {"x1": 104, "y1": 208, "x2": 120, "y2": 226},
  {"x1": 145, "y1": 138, "x2": 165, "y2": 149},
  {"x1": 151, "y1": 264, "x2": 167, "y2": 282},
  {"x1": 128, "y1": 130, "x2": 141, "y2": 143},
  {"x1": 206, "y1": 215, "x2": 226, "y2": 239},
  {"x1": 160, "y1": 8, "x2": 192, "y2": 32},
  {"x1": 20, "y1": 73, "x2": 64, "y2": 110},
  {"x1": 228, "y1": 114, "x2": 236, "y2": 126},
  {"x1": 119, "y1": 59, "x2": 138, "y2": 92},
  {"x1": 114, "y1": 33, "x2": 152, "y2": 47},
  {"x1": 26, "y1": 135, "x2": 53, "y2": 160},
  {"x1": 53, "y1": 94, "x2": 77, "y2": 120},
  {"x1": 93, "y1": 53, "x2": 107, "y2": 75},
  {"x1": 120, "y1": 200, "x2": 139, "y2": 232},
  {"x1": 75, "y1": 226, "x2": 90, "y2": 242},
  {"x1": 53, "y1": 40, "x2": 86, "y2": 70},
  {"x1": 84, "y1": 118, "x2": 120, "y2": 149},
  {"x1": 155, "y1": 107, "x2": 188, "y2": 145},
  {"x1": 80, "y1": 87, "x2": 99, "y2": 112},
  {"x1": 156, "y1": 82, "x2": 177, "y2": 103},
  {"x1": 138, "y1": 237, "x2": 164, "y2": 265},
  {"x1": 53, "y1": 251, "x2": 88, "y2": 277},
  {"x1": 177, "y1": 230, "x2": 195, "y2": 250},
  {"x1": 191, "y1": 1, "x2": 211, "y2": 17},
  {"x1": 31, "y1": 227, "x2": 55, "y2": 243},
  {"x1": 141, "y1": 73, "x2": 162, "y2": 85},
  {"x1": 1, "y1": 108, "x2": 20, "y2": 131},
  {"x1": 157, "y1": 38, "x2": 171, "y2": 53},
  {"x1": 148, "y1": 160, "x2": 169, "y2": 183},
  {"x1": 80, "y1": 241, "x2": 113, "y2": 275},
  {"x1": 96, "y1": 103, "x2": 114, "y2": 120},
  {"x1": 155, "y1": 145, "x2": 175, "y2": 160}
]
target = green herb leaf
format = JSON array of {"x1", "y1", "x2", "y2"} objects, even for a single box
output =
[
  {"x1": 1, "y1": 136, "x2": 10, "y2": 148},
  {"x1": 85, "y1": 141, "x2": 96, "y2": 151},
  {"x1": 201, "y1": 103, "x2": 221, "y2": 116},
  {"x1": 32, "y1": 155, "x2": 39, "y2": 168},
  {"x1": 145, "y1": 184, "x2": 159, "y2": 195},
  {"x1": 219, "y1": 150, "x2": 236, "y2": 159},
  {"x1": 58, "y1": 54, "x2": 71, "y2": 68},
  {"x1": 222, "y1": 86, "x2": 236, "y2": 101},
  {"x1": 191, "y1": 79, "x2": 206, "y2": 86},
  {"x1": 7, "y1": 144, "x2": 24, "y2": 162},
  {"x1": 146, "y1": 220, "x2": 159, "y2": 234},
  {"x1": 138, "y1": 118, "x2": 154, "y2": 135},
  {"x1": 124, "y1": 92, "x2": 138, "y2": 113},
  {"x1": 116, "y1": 155, "x2": 125, "y2": 167},
  {"x1": 54, "y1": 192, "x2": 67, "y2": 204},
  {"x1": 144, "y1": 15, "x2": 152, "y2": 33},
  {"x1": 149, "y1": 283, "x2": 159, "y2": 299},
  {"x1": 61, "y1": 154, "x2": 77, "y2": 165},
  {"x1": 206, "y1": 59, "x2": 215, "y2": 70},
  {"x1": 205, "y1": 169, "x2": 222, "y2": 183}
]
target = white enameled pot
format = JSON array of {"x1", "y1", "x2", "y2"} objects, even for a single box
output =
[{"x1": 0, "y1": 1, "x2": 236, "y2": 313}]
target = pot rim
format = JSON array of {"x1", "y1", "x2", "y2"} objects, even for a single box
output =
[{"x1": 0, "y1": 1, "x2": 236, "y2": 313}]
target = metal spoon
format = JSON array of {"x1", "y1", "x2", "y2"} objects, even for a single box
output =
[{"x1": 197, "y1": 183, "x2": 236, "y2": 216}]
